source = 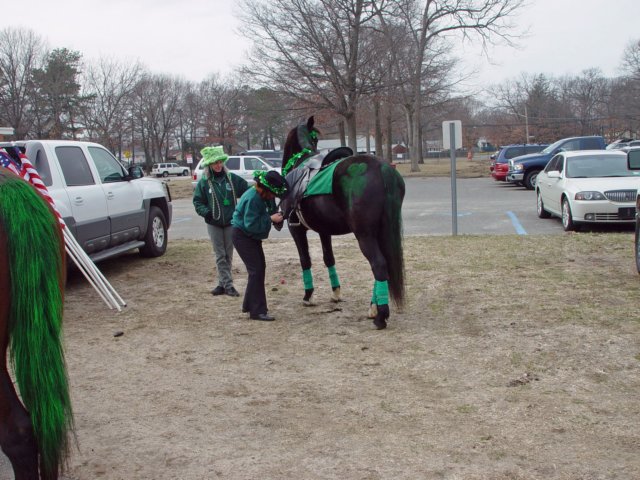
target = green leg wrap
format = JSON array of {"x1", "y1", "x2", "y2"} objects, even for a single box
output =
[
  {"x1": 327, "y1": 265, "x2": 340, "y2": 289},
  {"x1": 371, "y1": 285, "x2": 377, "y2": 304},
  {"x1": 374, "y1": 280, "x2": 389, "y2": 305},
  {"x1": 302, "y1": 268, "x2": 314, "y2": 290}
]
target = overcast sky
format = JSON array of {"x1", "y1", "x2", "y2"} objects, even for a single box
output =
[{"x1": 4, "y1": 0, "x2": 639, "y2": 90}]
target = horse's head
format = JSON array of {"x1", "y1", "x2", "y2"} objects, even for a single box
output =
[{"x1": 282, "y1": 116, "x2": 320, "y2": 176}]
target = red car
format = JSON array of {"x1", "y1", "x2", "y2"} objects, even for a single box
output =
[{"x1": 491, "y1": 160, "x2": 510, "y2": 181}]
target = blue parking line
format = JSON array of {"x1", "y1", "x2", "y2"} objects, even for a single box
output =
[{"x1": 506, "y1": 211, "x2": 527, "y2": 235}]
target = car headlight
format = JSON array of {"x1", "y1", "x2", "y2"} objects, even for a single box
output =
[
  {"x1": 513, "y1": 164, "x2": 523, "y2": 172},
  {"x1": 575, "y1": 191, "x2": 605, "y2": 201}
]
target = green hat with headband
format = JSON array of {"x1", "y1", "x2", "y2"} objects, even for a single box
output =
[
  {"x1": 253, "y1": 170, "x2": 288, "y2": 197},
  {"x1": 200, "y1": 146, "x2": 228, "y2": 166}
]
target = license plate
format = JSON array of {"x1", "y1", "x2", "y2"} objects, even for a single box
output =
[{"x1": 618, "y1": 207, "x2": 636, "y2": 220}]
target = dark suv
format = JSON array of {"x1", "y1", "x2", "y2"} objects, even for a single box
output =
[
  {"x1": 491, "y1": 144, "x2": 548, "y2": 181},
  {"x1": 506, "y1": 136, "x2": 606, "y2": 189}
]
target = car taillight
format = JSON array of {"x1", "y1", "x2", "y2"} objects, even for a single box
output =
[{"x1": 193, "y1": 173, "x2": 197, "y2": 180}]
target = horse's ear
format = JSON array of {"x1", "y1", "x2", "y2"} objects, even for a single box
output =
[{"x1": 307, "y1": 116, "x2": 314, "y2": 130}]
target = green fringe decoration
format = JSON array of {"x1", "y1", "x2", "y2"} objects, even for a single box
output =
[
  {"x1": 327, "y1": 265, "x2": 340, "y2": 289},
  {"x1": 1, "y1": 174, "x2": 73, "y2": 476},
  {"x1": 302, "y1": 268, "x2": 313, "y2": 290},
  {"x1": 282, "y1": 148, "x2": 313, "y2": 177}
]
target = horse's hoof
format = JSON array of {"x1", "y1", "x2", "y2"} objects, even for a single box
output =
[
  {"x1": 330, "y1": 287, "x2": 341, "y2": 303},
  {"x1": 303, "y1": 299, "x2": 316, "y2": 307},
  {"x1": 373, "y1": 304, "x2": 389, "y2": 329},
  {"x1": 367, "y1": 303, "x2": 378, "y2": 319},
  {"x1": 373, "y1": 318, "x2": 387, "y2": 330}
]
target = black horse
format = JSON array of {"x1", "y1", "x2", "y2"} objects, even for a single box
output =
[{"x1": 279, "y1": 116, "x2": 405, "y2": 329}]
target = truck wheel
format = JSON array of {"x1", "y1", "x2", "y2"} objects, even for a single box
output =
[
  {"x1": 524, "y1": 169, "x2": 541, "y2": 190},
  {"x1": 537, "y1": 190, "x2": 551, "y2": 218},
  {"x1": 561, "y1": 198, "x2": 576, "y2": 232},
  {"x1": 162, "y1": 171, "x2": 169, "y2": 177},
  {"x1": 139, "y1": 206, "x2": 167, "y2": 257},
  {"x1": 635, "y1": 219, "x2": 640, "y2": 274},
  {"x1": 182, "y1": 169, "x2": 189, "y2": 176}
]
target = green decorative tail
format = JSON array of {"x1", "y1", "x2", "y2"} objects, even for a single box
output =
[
  {"x1": 1, "y1": 175, "x2": 73, "y2": 476},
  {"x1": 379, "y1": 163, "x2": 405, "y2": 307}
]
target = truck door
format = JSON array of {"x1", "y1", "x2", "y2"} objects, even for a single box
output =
[
  {"x1": 54, "y1": 145, "x2": 110, "y2": 253},
  {"x1": 88, "y1": 146, "x2": 145, "y2": 247}
]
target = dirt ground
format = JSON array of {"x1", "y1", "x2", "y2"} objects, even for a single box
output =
[{"x1": 46, "y1": 232, "x2": 640, "y2": 480}]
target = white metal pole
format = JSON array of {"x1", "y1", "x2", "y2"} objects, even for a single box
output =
[{"x1": 450, "y1": 122, "x2": 458, "y2": 236}]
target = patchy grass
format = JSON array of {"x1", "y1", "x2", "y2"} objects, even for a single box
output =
[
  {"x1": 61, "y1": 232, "x2": 640, "y2": 479},
  {"x1": 394, "y1": 155, "x2": 491, "y2": 179}
]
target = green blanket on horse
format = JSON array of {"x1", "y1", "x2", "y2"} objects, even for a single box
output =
[{"x1": 303, "y1": 158, "x2": 345, "y2": 197}]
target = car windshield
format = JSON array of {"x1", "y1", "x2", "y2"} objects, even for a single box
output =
[
  {"x1": 540, "y1": 139, "x2": 566, "y2": 155},
  {"x1": 565, "y1": 155, "x2": 640, "y2": 178}
]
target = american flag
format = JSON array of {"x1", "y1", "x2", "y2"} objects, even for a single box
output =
[{"x1": 0, "y1": 147, "x2": 65, "y2": 229}]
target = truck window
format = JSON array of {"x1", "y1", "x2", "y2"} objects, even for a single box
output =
[
  {"x1": 89, "y1": 146, "x2": 126, "y2": 183},
  {"x1": 56, "y1": 146, "x2": 95, "y2": 186},
  {"x1": 560, "y1": 139, "x2": 580, "y2": 151},
  {"x1": 505, "y1": 147, "x2": 524, "y2": 159},
  {"x1": 32, "y1": 148, "x2": 53, "y2": 187},
  {"x1": 581, "y1": 138, "x2": 603, "y2": 149},
  {"x1": 226, "y1": 157, "x2": 240, "y2": 170}
]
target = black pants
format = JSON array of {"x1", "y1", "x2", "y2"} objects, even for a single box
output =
[{"x1": 232, "y1": 227, "x2": 267, "y2": 316}]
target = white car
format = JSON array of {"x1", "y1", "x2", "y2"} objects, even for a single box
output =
[
  {"x1": 191, "y1": 155, "x2": 278, "y2": 187},
  {"x1": 536, "y1": 150, "x2": 640, "y2": 231},
  {"x1": 151, "y1": 162, "x2": 190, "y2": 177}
]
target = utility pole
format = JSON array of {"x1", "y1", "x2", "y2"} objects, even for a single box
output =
[
  {"x1": 131, "y1": 115, "x2": 135, "y2": 164},
  {"x1": 178, "y1": 108, "x2": 185, "y2": 163},
  {"x1": 524, "y1": 104, "x2": 530, "y2": 145}
]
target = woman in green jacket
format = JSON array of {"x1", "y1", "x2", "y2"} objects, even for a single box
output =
[
  {"x1": 232, "y1": 170, "x2": 288, "y2": 321},
  {"x1": 193, "y1": 146, "x2": 248, "y2": 296}
]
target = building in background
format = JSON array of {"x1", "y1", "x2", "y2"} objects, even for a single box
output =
[{"x1": 0, "y1": 127, "x2": 14, "y2": 141}]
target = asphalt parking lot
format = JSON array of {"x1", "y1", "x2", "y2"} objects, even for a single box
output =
[{"x1": 170, "y1": 176, "x2": 632, "y2": 239}]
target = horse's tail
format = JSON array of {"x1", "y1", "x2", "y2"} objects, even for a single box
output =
[
  {"x1": 1, "y1": 175, "x2": 73, "y2": 477},
  {"x1": 379, "y1": 163, "x2": 406, "y2": 307}
]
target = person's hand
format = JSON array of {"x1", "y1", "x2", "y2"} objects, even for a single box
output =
[
  {"x1": 271, "y1": 212, "x2": 283, "y2": 223},
  {"x1": 204, "y1": 211, "x2": 214, "y2": 223}
]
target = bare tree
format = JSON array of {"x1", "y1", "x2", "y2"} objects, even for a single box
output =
[
  {"x1": 239, "y1": 0, "x2": 385, "y2": 151},
  {"x1": 133, "y1": 74, "x2": 185, "y2": 168},
  {"x1": 621, "y1": 39, "x2": 640, "y2": 81},
  {"x1": 241, "y1": 87, "x2": 289, "y2": 150},
  {"x1": 199, "y1": 74, "x2": 244, "y2": 152},
  {"x1": 618, "y1": 39, "x2": 640, "y2": 137},
  {"x1": 0, "y1": 27, "x2": 46, "y2": 138},
  {"x1": 557, "y1": 69, "x2": 610, "y2": 136},
  {"x1": 379, "y1": 0, "x2": 524, "y2": 171},
  {"x1": 80, "y1": 57, "x2": 144, "y2": 153}
]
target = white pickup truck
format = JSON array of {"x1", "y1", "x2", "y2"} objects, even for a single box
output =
[{"x1": 2, "y1": 140, "x2": 172, "y2": 262}]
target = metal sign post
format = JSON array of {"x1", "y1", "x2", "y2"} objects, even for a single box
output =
[{"x1": 442, "y1": 120, "x2": 462, "y2": 236}]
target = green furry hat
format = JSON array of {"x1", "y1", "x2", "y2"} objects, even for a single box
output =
[{"x1": 201, "y1": 146, "x2": 228, "y2": 166}]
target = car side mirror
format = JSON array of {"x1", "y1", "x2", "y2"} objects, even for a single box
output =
[
  {"x1": 128, "y1": 165, "x2": 144, "y2": 179},
  {"x1": 547, "y1": 171, "x2": 561, "y2": 179},
  {"x1": 628, "y1": 150, "x2": 640, "y2": 170}
]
